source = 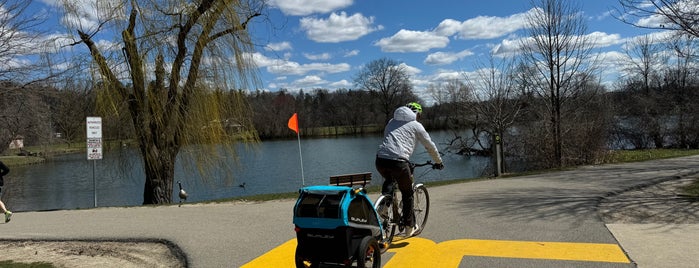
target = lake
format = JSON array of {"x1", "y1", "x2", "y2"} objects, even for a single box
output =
[{"x1": 1, "y1": 131, "x2": 492, "y2": 211}]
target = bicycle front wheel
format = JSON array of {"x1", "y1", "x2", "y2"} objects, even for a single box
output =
[
  {"x1": 412, "y1": 184, "x2": 430, "y2": 236},
  {"x1": 374, "y1": 195, "x2": 396, "y2": 253}
]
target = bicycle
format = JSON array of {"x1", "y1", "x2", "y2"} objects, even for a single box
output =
[{"x1": 374, "y1": 161, "x2": 437, "y2": 253}]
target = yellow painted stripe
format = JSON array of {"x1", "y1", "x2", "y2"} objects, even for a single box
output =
[
  {"x1": 242, "y1": 237, "x2": 630, "y2": 268},
  {"x1": 241, "y1": 239, "x2": 297, "y2": 268},
  {"x1": 431, "y1": 239, "x2": 630, "y2": 267}
]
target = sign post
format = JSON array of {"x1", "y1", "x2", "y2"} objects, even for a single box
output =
[{"x1": 86, "y1": 117, "x2": 102, "y2": 207}]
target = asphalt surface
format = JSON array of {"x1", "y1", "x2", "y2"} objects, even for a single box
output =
[{"x1": 1, "y1": 156, "x2": 699, "y2": 267}]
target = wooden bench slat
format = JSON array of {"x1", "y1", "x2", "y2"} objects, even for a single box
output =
[{"x1": 329, "y1": 172, "x2": 372, "y2": 187}]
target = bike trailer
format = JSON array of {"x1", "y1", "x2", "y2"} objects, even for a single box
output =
[{"x1": 293, "y1": 184, "x2": 383, "y2": 266}]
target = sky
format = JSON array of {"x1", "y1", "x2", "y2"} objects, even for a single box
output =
[{"x1": 23, "y1": 0, "x2": 673, "y2": 104}]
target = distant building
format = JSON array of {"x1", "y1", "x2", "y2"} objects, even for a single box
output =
[{"x1": 8, "y1": 136, "x2": 24, "y2": 149}]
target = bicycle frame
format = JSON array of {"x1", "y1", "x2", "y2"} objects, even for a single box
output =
[{"x1": 375, "y1": 161, "x2": 433, "y2": 252}]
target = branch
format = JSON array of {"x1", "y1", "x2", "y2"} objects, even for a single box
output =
[{"x1": 209, "y1": 12, "x2": 262, "y2": 41}]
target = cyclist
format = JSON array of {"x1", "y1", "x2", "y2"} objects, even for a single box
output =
[
  {"x1": 375, "y1": 102, "x2": 443, "y2": 237},
  {"x1": 0, "y1": 160, "x2": 11, "y2": 223}
]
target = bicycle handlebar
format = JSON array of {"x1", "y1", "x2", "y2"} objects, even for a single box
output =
[
  {"x1": 410, "y1": 160, "x2": 443, "y2": 170},
  {"x1": 411, "y1": 161, "x2": 433, "y2": 167}
]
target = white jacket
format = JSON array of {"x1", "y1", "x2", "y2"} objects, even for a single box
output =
[{"x1": 377, "y1": 106, "x2": 443, "y2": 164}]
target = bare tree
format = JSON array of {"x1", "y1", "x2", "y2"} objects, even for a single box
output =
[
  {"x1": 59, "y1": 0, "x2": 264, "y2": 204},
  {"x1": 620, "y1": 35, "x2": 667, "y2": 92},
  {"x1": 0, "y1": 0, "x2": 54, "y2": 151},
  {"x1": 0, "y1": 0, "x2": 48, "y2": 82},
  {"x1": 354, "y1": 57, "x2": 416, "y2": 123},
  {"x1": 617, "y1": 0, "x2": 699, "y2": 38},
  {"x1": 520, "y1": 0, "x2": 601, "y2": 168},
  {"x1": 461, "y1": 54, "x2": 523, "y2": 168}
]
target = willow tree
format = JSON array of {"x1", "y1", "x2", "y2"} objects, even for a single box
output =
[{"x1": 62, "y1": 0, "x2": 263, "y2": 204}]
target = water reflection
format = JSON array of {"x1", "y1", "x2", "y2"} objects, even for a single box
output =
[{"x1": 3, "y1": 131, "x2": 492, "y2": 211}]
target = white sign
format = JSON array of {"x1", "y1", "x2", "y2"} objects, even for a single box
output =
[
  {"x1": 86, "y1": 117, "x2": 103, "y2": 160},
  {"x1": 86, "y1": 117, "x2": 102, "y2": 139},
  {"x1": 87, "y1": 138, "x2": 103, "y2": 160}
]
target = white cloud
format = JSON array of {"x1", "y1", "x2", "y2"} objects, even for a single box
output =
[
  {"x1": 265, "y1": 42, "x2": 293, "y2": 52},
  {"x1": 491, "y1": 38, "x2": 522, "y2": 57},
  {"x1": 587, "y1": 31, "x2": 624, "y2": 48},
  {"x1": 303, "y1": 52, "x2": 332, "y2": 60},
  {"x1": 301, "y1": 12, "x2": 383, "y2": 43},
  {"x1": 344, "y1": 49, "x2": 359, "y2": 57},
  {"x1": 44, "y1": 0, "x2": 126, "y2": 31},
  {"x1": 431, "y1": 70, "x2": 467, "y2": 82},
  {"x1": 294, "y1": 75, "x2": 326, "y2": 87},
  {"x1": 251, "y1": 52, "x2": 350, "y2": 76},
  {"x1": 269, "y1": 0, "x2": 353, "y2": 16},
  {"x1": 329, "y1": 79, "x2": 352, "y2": 88},
  {"x1": 399, "y1": 63, "x2": 421, "y2": 76},
  {"x1": 96, "y1": 39, "x2": 121, "y2": 51},
  {"x1": 424, "y1": 49, "x2": 474, "y2": 65},
  {"x1": 434, "y1": 9, "x2": 535, "y2": 39},
  {"x1": 375, "y1": 30, "x2": 449, "y2": 52},
  {"x1": 492, "y1": 31, "x2": 626, "y2": 57}
]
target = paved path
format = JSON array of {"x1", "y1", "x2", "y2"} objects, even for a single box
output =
[{"x1": 1, "y1": 156, "x2": 698, "y2": 267}]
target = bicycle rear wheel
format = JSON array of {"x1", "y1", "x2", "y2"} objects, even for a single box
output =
[
  {"x1": 412, "y1": 184, "x2": 430, "y2": 236},
  {"x1": 374, "y1": 195, "x2": 396, "y2": 253}
]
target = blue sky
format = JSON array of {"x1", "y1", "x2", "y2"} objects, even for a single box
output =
[
  {"x1": 26, "y1": 0, "x2": 670, "y2": 103},
  {"x1": 249, "y1": 0, "x2": 665, "y2": 100}
]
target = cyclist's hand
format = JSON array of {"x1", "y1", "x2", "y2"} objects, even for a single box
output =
[{"x1": 433, "y1": 162, "x2": 444, "y2": 170}]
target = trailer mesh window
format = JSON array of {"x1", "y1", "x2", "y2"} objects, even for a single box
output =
[{"x1": 296, "y1": 192, "x2": 342, "y2": 219}]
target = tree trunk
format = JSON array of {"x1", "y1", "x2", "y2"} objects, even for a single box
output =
[{"x1": 141, "y1": 144, "x2": 177, "y2": 204}]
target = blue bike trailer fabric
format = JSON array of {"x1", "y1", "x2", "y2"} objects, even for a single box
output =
[{"x1": 293, "y1": 185, "x2": 381, "y2": 235}]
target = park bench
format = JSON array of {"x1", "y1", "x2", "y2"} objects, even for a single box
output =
[{"x1": 329, "y1": 172, "x2": 372, "y2": 187}]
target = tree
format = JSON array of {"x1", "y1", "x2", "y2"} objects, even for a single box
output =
[
  {"x1": 520, "y1": 0, "x2": 602, "y2": 168},
  {"x1": 61, "y1": 0, "x2": 264, "y2": 204},
  {"x1": 0, "y1": 0, "x2": 47, "y2": 82},
  {"x1": 621, "y1": 35, "x2": 666, "y2": 93},
  {"x1": 463, "y1": 53, "x2": 524, "y2": 173},
  {"x1": 617, "y1": 0, "x2": 699, "y2": 38},
  {"x1": 0, "y1": 0, "x2": 52, "y2": 150},
  {"x1": 354, "y1": 57, "x2": 416, "y2": 123}
]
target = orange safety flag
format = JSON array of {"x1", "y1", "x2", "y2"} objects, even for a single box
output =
[{"x1": 288, "y1": 113, "x2": 299, "y2": 133}]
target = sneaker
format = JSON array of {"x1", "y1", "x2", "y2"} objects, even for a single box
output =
[
  {"x1": 4, "y1": 211, "x2": 11, "y2": 223},
  {"x1": 406, "y1": 223, "x2": 420, "y2": 237}
]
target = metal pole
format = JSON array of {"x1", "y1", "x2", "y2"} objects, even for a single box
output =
[
  {"x1": 297, "y1": 131, "x2": 305, "y2": 186},
  {"x1": 93, "y1": 160, "x2": 97, "y2": 207}
]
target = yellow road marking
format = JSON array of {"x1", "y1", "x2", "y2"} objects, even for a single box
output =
[
  {"x1": 241, "y1": 239, "x2": 296, "y2": 268},
  {"x1": 433, "y1": 239, "x2": 630, "y2": 267},
  {"x1": 242, "y1": 237, "x2": 630, "y2": 267}
]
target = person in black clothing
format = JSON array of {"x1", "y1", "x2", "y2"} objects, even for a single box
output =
[{"x1": 0, "y1": 160, "x2": 11, "y2": 223}]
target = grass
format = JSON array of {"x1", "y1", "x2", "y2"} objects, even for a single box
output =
[
  {"x1": 681, "y1": 180, "x2": 699, "y2": 197},
  {"x1": 0, "y1": 155, "x2": 45, "y2": 166},
  {"x1": 0, "y1": 260, "x2": 55, "y2": 268},
  {"x1": 600, "y1": 149, "x2": 699, "y2": 163}
]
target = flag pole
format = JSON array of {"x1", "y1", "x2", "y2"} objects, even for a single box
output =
[
  {"x1": 296, "y1": 130, "x2": 305, "y2": 186},
  {"x1": 288, "y1": 113, "x2": 305, "y2": 186}
]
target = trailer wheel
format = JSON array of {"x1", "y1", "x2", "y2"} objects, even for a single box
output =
[
  {"x1": 356, "y1": 236, "x2": 381, "y2": 268},
  {"x1": 295, "y1": 250, "x2": 319, "y2": 268}
]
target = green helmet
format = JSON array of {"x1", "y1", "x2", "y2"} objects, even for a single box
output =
[{"x1": 406, "y1": 102, "x2": 422, "y2": 114}]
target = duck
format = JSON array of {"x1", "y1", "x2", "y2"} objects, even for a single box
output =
[
  {"x1": 178, "y1": 181, "x2": 188, "y2": 207},
  {"x1": 239, "y1": 182, "x2": 246, "y2": 190}
]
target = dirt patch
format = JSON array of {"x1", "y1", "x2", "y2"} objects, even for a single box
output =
[{"x1": 0, "y1": 239, "x2": 186, "y2": 268}]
